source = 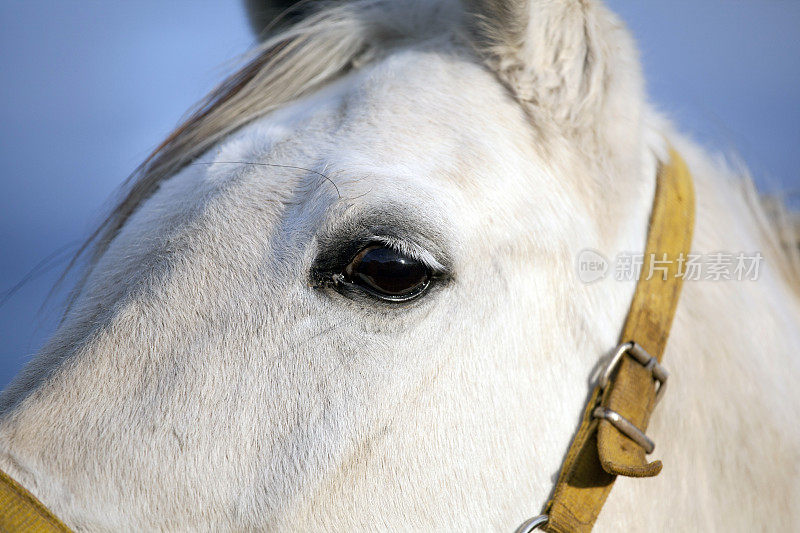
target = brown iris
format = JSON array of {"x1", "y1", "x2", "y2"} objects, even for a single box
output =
[{"x1": 344, "y1": 245, "x2": 431, "y2": 301}]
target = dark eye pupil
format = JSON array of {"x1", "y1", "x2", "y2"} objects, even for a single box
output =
[{"x1": 346, "y1": 246, "x2": 430, "y2": 299}]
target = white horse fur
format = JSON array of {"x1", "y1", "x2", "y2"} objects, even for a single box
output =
[{"x1": 1, "y1": 0, "x2": 799, "y2": 530}]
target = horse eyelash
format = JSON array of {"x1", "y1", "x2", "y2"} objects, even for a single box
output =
[{"x1": 367, "y1": 236, "x2": 446, "y2": 274}]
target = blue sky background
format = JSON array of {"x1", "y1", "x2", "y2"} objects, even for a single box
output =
[{"x1": 1, "y1": 1, "x2": 798, "y2": 388}]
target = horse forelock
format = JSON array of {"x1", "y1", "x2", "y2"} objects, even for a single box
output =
[{"x1": 65, "y1": 0, "x2": 464, "y2": 310}]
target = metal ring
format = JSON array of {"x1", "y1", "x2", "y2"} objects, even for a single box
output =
[{"x1": 514, "y1": 514, "x2": 549, "y2": 533}]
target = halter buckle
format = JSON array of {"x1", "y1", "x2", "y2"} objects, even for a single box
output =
[
  {"x1": 600, "y1": 341, "x2": 668, "y2": 404},
  {"x1": 593, "y1": 341, "x2": 668, "y2": 454}
]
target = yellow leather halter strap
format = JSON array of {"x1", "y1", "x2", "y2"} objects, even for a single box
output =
[
  {"x1": 0, "y1": 469, "x2": 71, "y2": 532},
  {"x1": 531, "y1": 148, "x2": 695, "y2": 533}
]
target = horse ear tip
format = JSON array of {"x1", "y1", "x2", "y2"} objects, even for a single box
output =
[{"x1": 243, "y1": 0, "x2": 308, "y2": 39}]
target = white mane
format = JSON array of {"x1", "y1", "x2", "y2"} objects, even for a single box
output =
[{"x1": 1, "y1": 1, "x2": 799, "y2": 530}]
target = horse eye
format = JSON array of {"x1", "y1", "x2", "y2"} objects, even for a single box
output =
[{"x1": 344, "y1": 245, "x2": 432, "y2": 301}]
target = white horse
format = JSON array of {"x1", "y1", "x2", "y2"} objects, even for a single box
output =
[{"x1": 1, "y1": 0, "x2": 799, "y2": 530}]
